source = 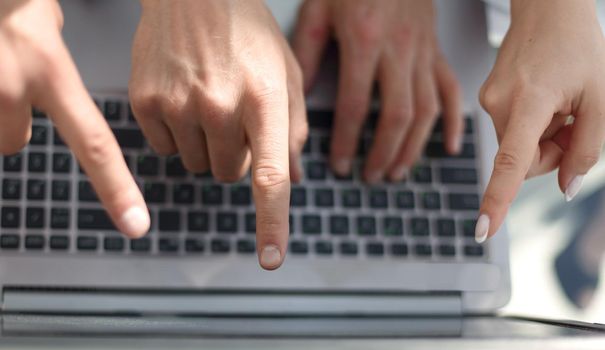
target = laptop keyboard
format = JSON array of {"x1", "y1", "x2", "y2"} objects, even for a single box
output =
[{"x1": 0, "y1": 96, "x2": 486, "y2": 261}]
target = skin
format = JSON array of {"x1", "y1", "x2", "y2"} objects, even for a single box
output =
[
  {"x1": 0, "y1": 0, "x2": 149, "y2": 238},
  {"x1": 292, "y1": 0, "x2": 463, "y2": 183},
  {"x1": 131, "y1": 0, "x2": 308, "y2": 270},
  {"x1": 478, "y1": 0, "x2": 605, "y2": 240}
]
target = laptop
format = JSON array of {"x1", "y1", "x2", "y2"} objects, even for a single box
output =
[{"x1": 0, "y1": 0, "x2": 511, "y2": 317}]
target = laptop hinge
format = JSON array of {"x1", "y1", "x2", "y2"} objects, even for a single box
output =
[{"x1": 2, "y1": 289, "x2": 463, "y2": 316}]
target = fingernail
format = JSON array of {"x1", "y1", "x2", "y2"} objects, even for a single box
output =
[
  {"x1": 475, "y1": 214, "x2": 490, "y2": 244},
  {"x1": 390, "y1": 166, "x2": 408, "y2": 182},
  {"x1": 333, "y1": 158, "x2": 351, "y2": 175},
  {"x1": 120, "y1": 206, "x2": 150, "y2": 237},
  {"x1": 366, "y1": 170, "x2": 383, "y2": 184},
  {"x1": 260, "y1": 245, "x2": 282, "y2": 270},
  {"x1": 565, "y1": 175, "x2": 584, "y2": 202}
]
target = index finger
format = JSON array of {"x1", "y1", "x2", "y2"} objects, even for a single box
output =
[
  {"x1": 476, "y1": 96, "x2": 554, "y2": 243},
  {"x1": 37, "y1": 46, "x2": 150, "y2": 238},
  {"x1": 244, "y1": 89, "x2": 290, "y2": 271}
]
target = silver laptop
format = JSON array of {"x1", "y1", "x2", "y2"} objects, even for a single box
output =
[{"x1": 0, "y1": 0, "x2": 510, "y2": 317}]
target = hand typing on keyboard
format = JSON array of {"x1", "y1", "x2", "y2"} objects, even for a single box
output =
[
  {"x1": 0, "y1": 0, "x2": 150, "y2": 238},
  {"x1": 475, "y1": 0, "x2": 605, "y2": 243},
  {"x1": 130, "y1": 0, "x2": 308, "y2": 270},
  {"x1": 292, "y1": 0, "x2": 463, "y2": 183}
]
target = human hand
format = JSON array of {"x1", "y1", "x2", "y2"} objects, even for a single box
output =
[
  {"x1": 293, "y1": 0, "x2": 462, "y2": 182},
  {"x1": 0, "y1": 0, "x2": 149, "y2": 238},
  {"x1": 476, "y1": 0, "x2": 605, "y2": 243},
  {"x1": 130, "y1": 0, "x2": 307, "y2": 270}
]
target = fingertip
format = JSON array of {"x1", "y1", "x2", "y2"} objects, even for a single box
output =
[
  {"x1": 259, "y1": 244, "x2": 284, "y2": 270},
  {"x1": 474, "y1": 214, "x2": 490, "y2": 244},
  {"x1": 119, "y1": 205, "x2": 150, "y2": 238}
]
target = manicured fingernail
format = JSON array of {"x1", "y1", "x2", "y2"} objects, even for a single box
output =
[
  {"x1": 120, "y1": 206, "x2": 150, "y2": 237},
  {"x1": 475, "y1": 214, "x2": 490, "y2": 244},
  {"x1": 260, "y1": 245, "x2": 282, "y2": 270},
  {"x1": 390, "y1": 166, "x2": 408, "y2": 182},
  {"x1": 366, "y1": 170, "x2": 383, "y2": 184},
  {"x1": 565, "y1": 175, "x2": 584, "y2": 202},
  {"x1": 333, "y1": 159, "x2": 351, "y2": 175}
]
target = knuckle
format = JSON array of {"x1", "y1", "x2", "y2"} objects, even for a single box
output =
[
  {"x1": 479, "y1": 83, "x2": 501, "y2": 114},
  {"x1": 416, "y1": 101, "x2": 440, "y2": 119},
  {"x1": 79, "y1": 129, "x2": 116, "y2": 168},
  {"x1": 349, "y1": 13, "x2": 383, "y2": 50},
  {"x1": 493, "y1": 149, "x2": 522, "y2": 173},
  {"x1": 382, "y1": 108, "x2": 412, "y2": 129},
  {"x1": 129, "y1": 91, "x2": 160, "y2": 120},
  {"x1": 252, "y1": 163, "x2": 289, "y2": 192},
  {"x1": 197, "y1": 89, "x2": 238, "y2": 131}
]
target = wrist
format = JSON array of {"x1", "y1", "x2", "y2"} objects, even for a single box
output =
[{"x1": 510, "y1": 0, "x2": 597, "y2": 23}]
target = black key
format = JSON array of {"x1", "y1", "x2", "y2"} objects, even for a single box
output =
[
  {"x1": 302, "y1": 215, "x2": 321, "y2": 235},
  {"x1": 77, "y1": 209, "x2": 115, "y2": 230},
  {"x1": 422, "y1": 192, "x2": 441, "y2": 210},
  {"x1": 329, "y1": 215, "x2": 349, "y2": 235},
  {"x1": 2, "y1": 179, "x2": 22, "y2": 200},
  {"x1": 52, "y1": 153, "x2": 72, "y2": 173},
  {"x1": 464, "y1": 245, "x2": 484, "y2": 257},
  {"x1": 144, "y1": 183, "x2": 167, "y2": 203},
  {"x1": 51, "y1": 180, "x2": 70, "y2": 201},
  {"x1": 130, "y1": 238, "x2": 151, "y2": 252},
  {"x1": 104, "y1": 100, "x2": 122, "y2": 120},
  {"x1": 449, "y1": 193, "x2": 479, "y2": 210},
  {"x1": 159, "y1": 210, "x2": 181, "y2": 232},
  {"x1": 290, "y1": 187, "x2": 307, "y2": 207},
  {"x1": 1, "y1": 207, "x2": 20, "y2": 228},
  {"x1": 104, "y1": 237, "x2": 125, "y2": 251},
  {"x1": 50, "y1": 236, "x2": 69, "y2": 250},
  {"x1": 461, "y1": 219, "x2": 476, "y2": 237},
  {"x1": 315, "y1": 188, "x2": 334, "y2": 207},
  {"x1": 159, "y1": 238, "x2": 179, "y2": 252},
  {"x1": 412, "y1": 166, "x2": 432, "y2": 183},
  {"x1": 318, "y1": 136, "x2": 330, "y2": 155},
  {"x1": 173, "y1": 184, "x2": 195, "y2": 204},
  {"x1": 410, "y1": 217, "x2": 430, "y2": 237},
  {"x1": 53, "y1": 129, "x2": 65, "y2": 146},
  {"x1": 27, "y1": 179, "x2": 46, "y2": 200},
  {"x1": 415, "y1": 244, "x2": 432, "y2": 257},
  {"x1": 306, "y1": 161, "x2": 327, "y2": 180},
  {"x1": 236, "y1": 239, "x2": 256, "y2": 254},
  {"x1": 30, "y1": 125, "x2": 48, "y2": 145},
  {"x1": 50, "y1": 208, "x2": 70, "y2": 229},
  {"x1": 426, "y1": 142, "x2": 475, "y2": 159},
  {"x1": 290, "y1": 240, "x2": 308, "y2": 254},
  {"x1": 28, "y1": 152, "x2": 47, "y2": 172},
  {"x1": 439, "y1": 244, "x2": 456, "y2": 257},
  {"x1": 112, "y1": 128, "x2": 145, "y2": 149},
  {"x1": 437, "y1": 219, "x2": 456, "y2": 237},
  {"x1": 26, "y1": 208, "x2": 45, "y2": 228},
  {"x1": 391, "y1": 243, "x2": 408, "y2": 257},
  {"x1": 369, "y1": 189, "x2": 388, "y2": 208},
  {"x1": 166, "y1": 156, "x2": 187, "y2": 177},
  {"x1": 25, "y1": 235, "x2": 45, "y2": 250},
  {"x1": 217, "y1": 212, "x2": 238, "y2": 233},
  {"x1": 342, "y1": 189, "x2": 362, "y2": 208},
  {"x1": 340, "y1": 241, "x2": 358, "y2": 256},
  {"x1": 245, "y1": 213, "x2": 256, "y2": 233},
  {"x1": 366, "y1": 242, "x2": 384, "y2": 256},
  {"x1": 77, "y1": 236, "x2": 98, "y2": 251},
  {"x1": 3, "y1": 154, "x2": 23, "y2": 172},
  {"x1": 136, "y1": 156, "x2": 159, "y2": 176},
  {"x1": 211, "y1": 239, "x2": 230, "y2": 253},
  {"x1": 440, "y1": 168, "x2": 478, "y2": 185},
  {"x1": 315, "y1": 241, "x2": 333, "y2": 255},
  {"x1": 188, "y1": 211, "x2": 209, "y2": 232},
  {"x1": 78, "y1": 181, "x2": 99, "y2": 202},
  {"x1": 231, "y1": 186, "x2": 251, "y2": 206},
  {"x1": 185, "y1": 238, "x2": 205, "y2": 253},
  {"x1": 201, "y1": 185, "x2": 223, "y2": 205},
  {"x1": 383, "y1": 217, "x2": 403, "y2": 236},
  {"x1": 357, "y1": 216, "x2": 376, "y2": 236},
  {"x1": 0, "y1": 234, "x2": 19, "y2": 249},
  {"x1": 395, "y1": 191, "x2": 415, "y2": 209}
]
